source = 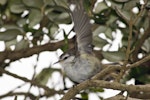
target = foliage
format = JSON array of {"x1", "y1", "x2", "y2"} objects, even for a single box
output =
[{"x1": 0, "y1": 0, "x2": 150, "y2": 99}]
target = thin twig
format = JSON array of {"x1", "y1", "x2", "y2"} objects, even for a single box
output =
[
  {"x1": 126, "y1": 16, "x2": 133, "y2": 61},
  {"x1": 0, "y1": 92, "x2": 36, "y2": 99},
  {"x1": 114, "y1": 7, "x2": 129, "y2": 24},
  {"x1": 132, "y1": 4, "x2": 146, "y2": 24},
  {"x1": 129, "y1": 54, "x2": 150, "y2": 69},
  {"x1": 24, "y1": 55, "x2": 39, "y2": 100},
  {"x1": 0, "y1": 67, "x2": 64, "y2": 95}
]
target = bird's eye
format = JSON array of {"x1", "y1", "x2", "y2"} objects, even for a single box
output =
[
  {"x1": 60, "y1": 53, "x2": 70, "y2": 60},
  {"x1": 63, "y1": 56, "x2": 68, "y2": 60}
]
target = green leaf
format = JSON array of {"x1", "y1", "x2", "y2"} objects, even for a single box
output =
[
  {"x1": 105, "y1": 28, "x2": 113, "y2": 39},
  {"x1": 93, "y1": 36, "x2": 108, "y2": 48},
  {"x1": 138, "y1": 74, "x2": 150, "y2": 84},
  {"x1": 0, "y1": 0, "x2": 7, "y2": 5},
  {"x1": 93, "y1": 25, "x2": 107, "y2": 36},
  {"x1": 59, "y1": 30, "x2": 69, "y2": 52},
  {"x1": 107, "y1": 15, "x2": 117, "y2": 24},
  {"x1": 115, "y1": 8, "x2": 131, "y2": 21},
  {"x1": 129, "y1": 66, "x2": 150, "y2": 84},
  {"x1": 123, "y1": 0, "x2": 140, "y2": 12},
  {"x1": 17, "y1": 18, "x2": 27, "y2": 27},
  {"x1": 34, "y1": 68, "x2": 60, "y2": 85},
  {"x1": 8, "y1": 0, "x2": 24, "y2": 13},
  {"x1": 44, "y1": 0, "x2": 54, "y2": 6},
  {"x1": 28, "y1": 9, "x2": 43, "y2": 28},
  {"x1": 15, "y1": 40, "x2": 29, "y2": 50},
  {"x1": 23, "y1": 0, "x2": 44, "y2": 8},
  {"x1": 3, "y1": 24, "x2": 24, "y2": 32},
  {"x1": 93, "y1": 25, "x2": 113, "y2": 39},
  {"x1": 56, "y1": 12, "x2": 70, "y2": 23},
  {"x1": 83, "y1": 0, "x2": 91, "y2": 12},
  {"x1": 49, "y1": 24, "x2": 59, "y2": 35},
  {"x1": 142, "y1": 17, "x2": 149, "y2": 30},
  {"x1": 135, "y1": 15, "x2": 149, "y2": 30},
  {"x1": 106, "y1": 15, "x2": 118, "y2": 27},
  {"x1": 53, "y1": 0, "x2": 68, "y2": 9},
  {"x1": 5, "y1": 39, "x2": 17, "y2": 50},
  {"x1": 0, "y1": 29, "x2": 22, "y2": 41},
  {"x1": 102, "y1": 51, "x2": 126, "y2": 62},
  {"x1": 108, "y1": 0, "x2": 123, "y2": 9},
  {"x1": 10, "y1": 3, "x2": 26, "y2": 14},
  {"x1": 142, "y1": 37, "x2": 150, "y2": 53},
  {"x1": 112, "y1": 0, "x2": 129, "y2": 3},
  {"x1": 46, "y1": 7, "x2": 71, "y2": 24},
  {"x1": 81, "y1": 93, "x2": 88, "y2": 100},
  {"x1": 47, "y1": 23, "x2": 59, "y2": 39},
  {"x1": 94, "y1": 2, "x2": 108, "y2": 13}
]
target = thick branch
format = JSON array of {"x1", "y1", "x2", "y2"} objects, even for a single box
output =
[
  {"x1": 62, "y1": 80, "x2": 150, "y2": 100},
  {"x1": 62, "y1": 54, "x2": 150, "y2": 100},
  {"x1": 130, "y1": 91, "x2": 150, "y2": 99},
  {"x1": 0, "y1": 38, "x2": 103, "y2": 67},
  {"x1": 105, "y1": 95, "x2": 145, "y2": 100},
  {"x1": 0, "y1": 38, "x2": 74, "y2": 65},
  {"x1": 92, "y1": 54, "x2": 150, "y2": 81},
  {"x1": 92, "y1": 65, "x2": 121, "y2": 80},
  {"x1": 105, "y1": 95, "x2": 125, "y2": 100}
]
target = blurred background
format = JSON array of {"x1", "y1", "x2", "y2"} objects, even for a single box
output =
[{"x1": 0, "y1": 0, "x2": 150, "y2": 99}]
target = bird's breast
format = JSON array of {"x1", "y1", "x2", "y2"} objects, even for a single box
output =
[{"x1": 63, "y1": 53, "x2": 101, "y2": 83}]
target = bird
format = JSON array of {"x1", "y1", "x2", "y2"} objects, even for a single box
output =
[{"x1": 57, "y1": 0, "x2": 101, "y2": 83}]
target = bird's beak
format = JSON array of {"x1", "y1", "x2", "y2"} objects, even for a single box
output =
[{"x1": 53, "y1": 60, "x2": 62, "y2": 64}]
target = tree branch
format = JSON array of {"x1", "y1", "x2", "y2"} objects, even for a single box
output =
[
  {"x1": 105, "y1": 95, "x2": 146, "y2": 100},
  {"x1": 61, "y1": 80, "x2": 150, "y2": 100},
  {"x1": 0, "y1": 67, "x2": 64, "y2": 96},
  {"x1": 0, "y1": 38, "x2": 74, "y2": 65},
  {"x1": 92, "y1": 65, "x2": 121, "y2": 80},
  {"x1": 132, "y1": 15, "x2": 150, "y2": 61},
  {"x1": 0, "y1": 37, "x2": 103, "y2": 69},
  {"x1": 0, "y1": 92, "x2": 36, "y2": 99},
  {"x1": 129, "y1": 54, "x2": 150, "y2": 69},
  {"x1": 62, "y1": 54, "x2": 150, "y2": 100},
  {"x1": 130, "y1": 91, "x2": 150, "y2": 99}
]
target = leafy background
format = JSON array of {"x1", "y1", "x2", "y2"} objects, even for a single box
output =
[{"x1": 0, "y1": 0, "x2": 150, "y2": 99}]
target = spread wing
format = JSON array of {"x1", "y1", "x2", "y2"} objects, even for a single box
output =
[{"x1": 70, "y1": 1, "x2": 93, "y2": 53}]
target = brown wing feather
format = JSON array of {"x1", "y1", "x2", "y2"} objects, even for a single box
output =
[{"x1": 70, "y1": 0, "x2": 93, "y2": 53}]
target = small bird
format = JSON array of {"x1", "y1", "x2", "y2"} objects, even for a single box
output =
[{"x1": 57, "y1": 0, "x2": 101, "y2": 83}]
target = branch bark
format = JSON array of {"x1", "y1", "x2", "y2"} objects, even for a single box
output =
[
  {"x1": 105, "y1": 95, "x2": 144, "y2": 100},
  {"x1": 62, "y1": 80, "x2": 150, "y2": 100},
  {"x1": 0, "y1": 38, "x2": 74, "y2": 65},
  {"x1": 0, "y1": 38, "x2": 103, "y2": 68},
  {"x1": 0, "y1": 67, "x2": 64, "y2": 96},
  {"x1": 62, "y1": 54, "x2": 150, "y2": 100},
  {"x1": 0, "y1": 92, "x2": 36, "y2": 99}
]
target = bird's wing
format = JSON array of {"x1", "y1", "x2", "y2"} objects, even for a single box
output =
[{"x1": 70, "y1": 0, "x2": 93, "y2": 53}]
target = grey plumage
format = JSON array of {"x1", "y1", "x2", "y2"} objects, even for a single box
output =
[
  {"x1": 58, "y1": 0, "x2": 101, "y2": 83},
  {"x1": 70, "y1": 0, "x2": 93, "y2": 54}
]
